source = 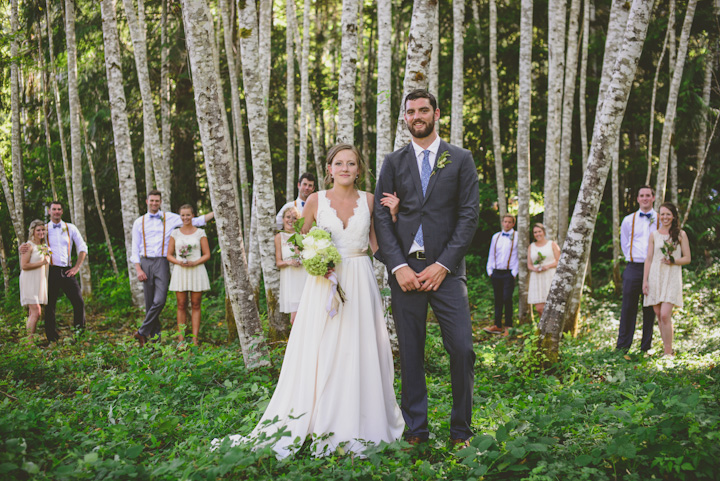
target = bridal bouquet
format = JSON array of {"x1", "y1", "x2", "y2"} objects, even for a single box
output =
[
  {"x1": 289, "y1": 219, "x2": 346, "y2": 316},
  {"x1": 37, "y1": 244, "x2": 52, "y2": 258}
]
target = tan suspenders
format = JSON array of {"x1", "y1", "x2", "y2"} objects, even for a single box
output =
[
  {"x1": 629, "y1": 212, "x2": 660, "y2": 262},
  {"x1": 494, "y1": 232, "x2": 515, "y2": 270},
  {"x1": 142, "y1": 213, "x2": 167, "y2": 257},
  {"x1": 47, "y1": 222, "x2": 72, "y2": 266}
]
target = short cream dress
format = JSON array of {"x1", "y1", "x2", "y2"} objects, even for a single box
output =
[
  {"x1": 644, "y1": 231, "x2": 683, "y2": 308},
  {"x1": 278, "y1": 231, "x2": 308, "y2": 313},
  {"x1": 19, "y1": 242, "x2": 48, "y2": 306},
  {"x1": 527, "y1": 241, "x2": 557, "y2": 305},
  {"x1": 169, "y1": 228, "x2": 211, "y2": 292}
]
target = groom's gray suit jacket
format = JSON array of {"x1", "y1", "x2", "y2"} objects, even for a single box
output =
[{"x1": 374, "y1": 140, "x2": 479, "y2": 275}]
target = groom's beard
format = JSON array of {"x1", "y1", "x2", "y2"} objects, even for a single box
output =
[{"x1": 407, "y1": 119, "x2": 435, "y2": 139}]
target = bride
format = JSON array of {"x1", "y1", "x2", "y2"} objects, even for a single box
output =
[{"x1": 217, "y1": 144, "x2": 404, "y2": 458}]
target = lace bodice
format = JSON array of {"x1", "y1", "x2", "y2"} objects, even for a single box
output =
[{"x1": 316, "y1": 190, "x2": 370, "y2": 256}]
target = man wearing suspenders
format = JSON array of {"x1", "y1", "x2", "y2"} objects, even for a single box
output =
[
  {"x1": 131, "y1": 190, "x2": 214, "y2": 346},
  {"x1": 275, "y1": 172, "x2": 316, "y2": 229},
  {"x1": 485, "y1": 214, "x2": 519, "y2": 337},
  {"x1": 617, "y1": 186, "x2": 658, "y2": 353}
]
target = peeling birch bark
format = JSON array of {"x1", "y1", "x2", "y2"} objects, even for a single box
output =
[
  {"x1": 451, "y1": 0, "x2": 465, "y2": 147},
  {"x1": 376, "y1": 0, "x2": 393, "y2": 171},
  {"x1": 0, "y1": 229, "x2": 9, "y2": 297},
  {"x1": 428, "y1": 1, "x2": 439, "y2": 98},
  {"x1": 181, "y1": 0, "x2": 269, "y2": 369},
  {"x1": 539, "y1": 0, "x2": 654, "y2": 364},
  {"x1": 337, "y1": 0, "x2": 359, "y2": 144},
  {"x1": 161, "y1": 0, "x2": 171, "y2": 206},
  {"x1": 10, "y1": 0, "x2": 24, "y2": 230},
  {"x1": 489, "y1": 0, "x2": 506, "y2": 217},
  {"x1": 285, "y1": 0, "x2": 296, "y2": 203},
  {"x1": 38, "y1": 25, "x2": 58, "y2": 200}
]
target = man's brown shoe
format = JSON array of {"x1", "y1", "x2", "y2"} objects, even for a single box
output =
[
  {"x1": 483, "y1": 325, "x2": 504, "y2": 334},
  {"x1": 405, "y1": 435, "x2": 426, "y2": 446},
  {"x1": 133, "y1": 331, "x2": 146, "y2": 347},
  {"x1": 450, "y1": 437, "x2": 471, "y2": 448}
]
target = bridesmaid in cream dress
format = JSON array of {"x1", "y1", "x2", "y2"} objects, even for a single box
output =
[
  {"x1": 20, "y1": 220, "x2": 51, "y2": 339},
  {"x1": 643, "y1": 202, "x2": 691, "y2": 357},
  {"x1": 275, "y1": 206, "x2": 308, "y2": 324},
  {"x1": 167, "y1": 204, "x2": 211, "y2": 345},
  {"x1": 526, "y1": 223, "x2": 561, "y2": 316}
]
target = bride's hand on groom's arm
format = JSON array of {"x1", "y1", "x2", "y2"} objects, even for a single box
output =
[
  {"x1": 395, "y1": 266, "x2": 421, "y2": 292},
  {"x1": 416, "y1": 263, "x2": 448, "y2": 292}
]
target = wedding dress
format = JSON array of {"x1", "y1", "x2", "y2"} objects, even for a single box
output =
[{"x1": 217, "y1": 190, "x2": 404, "y2": 458}]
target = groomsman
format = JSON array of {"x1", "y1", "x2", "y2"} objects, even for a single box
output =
[
  {"x1": 485, "y1": 214, "x2": 519, "y2": 337},
  {"x1": 131, "y1": 190, "x2": 213, "y2": 346},
  {"x1": 275, "y1": 172, "x2": 316, "y2": 228},
  {"x1": 20, "y1": 201, "x2": 88, "y2": 342},
  {"x1": 616, "y1": 185, "x2": 658, "y2": 352}
]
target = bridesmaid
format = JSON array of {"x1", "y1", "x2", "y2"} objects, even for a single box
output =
[
  {"x1": 275, "y1": 206, "x2": 307, "y2": 324},
  {"x1": 20, "y1": 220, "x2": 51, "y2": 339},
  {"x1": 167, "y1": 204, "x2": 211, "y2": 345},
  {"x1": 642, "y1": 202, "x2": 691, "y2": 357},
  {"x1": 526, "y1": 223, "x2": 561, "y2": 316}
]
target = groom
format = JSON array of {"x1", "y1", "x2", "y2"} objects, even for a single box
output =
[{"x1": 374, "y1": 89, "x2": 479, "y2": 446}]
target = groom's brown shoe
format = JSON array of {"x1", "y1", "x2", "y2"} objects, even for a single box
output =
[
  {"x1": 404, "y1": 435, "x2": 426, "y2": 447},
  {"x1": 133, "y1": 331, "x2": 146, "y2": 347},
  {"x1": 483, "y1": 325, "x2": 504, "y2": 334},
  {"x1": 450, "y1": 437, "x2": 471, "y2": 448}
]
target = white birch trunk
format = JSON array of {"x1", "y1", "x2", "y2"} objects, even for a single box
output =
[
  {"x1": 682, "y1": 48, "x2": 716, "y2": 227},
  {"x1": 100, "y1": 0, "x2": 144, "y2": 308},
  {"x1": 238, "y1": 0, "x2": 289, "y2": 341},
  {"x1": 298, "y1": 0, "x2": 312, "y2": 176},
  {"x1": 543, "y1": 0, "x2": 567, "y2": 240},
  {"x1": 558, "y1": 0, "x2": 582, "y2": 245},
  {"x1": 46, "y1": 0, "x2": 74, "y2": 217},
  {"x1": 670, "y1": 147, "x2": 678, "y2": 205},
  {"x1": 451, "y1": 0, "x2": 465, "y2": 147},
  {"x1": 0, "y1": 229, "x2": 9, "y2": 296},
  {"x1": 336, "y1": 0, "x2": 359, "y2": 144},
  {"x1": 247, "y1": 193, "x2": 262, "y2": 302},
  {"x1": 0, "y1": 167, "x2": 24, "y2": 244},
  {"x1": 219, "y1": 0, "x2": 251, "y2": 245},
  {"x1": 394, "y1": 0, "x2": 436, "y2": 150},
  {"x1": 285, "y1": 0, "x2": 296, "y2": 203},
  {"x1": 259, "y1": 0, "x2": 272, "y2": 111},
  {"x1": 428, "y1": 1, "x2": 439, "y2": 98},
  {"x1": 10, "y1": 0, "x2": 24, "y2": 229},
  {"x1": 121, "y1": 0, "x2": 171, "y2": 205},
  {"x1": 489, "y1": 0, "x2": 506, "y2": 217},
  {"x1": 654, "y1": 0, "x2": 698, "y2": 209},
  {"x1": 181, "y1": 0, "x2": 269, "y2": 369},
  {"x1": 579, "y1": 0, "x2": 590, "y2": 165},
  {"x1": 38, "y1": 26, "x2": 58, "y2": 200},
  {"x1": 65, "y1": 0, "x2": 92, "y2": 296},
  {"x1": 358, "y1": 2, "x2": 372, "y2": 190},
  {"x1": 516, "y1": 0, "x2": 534, "y2": 324},
  {"x1": 611, "y1": 136, "x2": 621, "y2": 290},
  {"x1": 539, "y1": 0, "x2": 654, "y2": 362},
  {"x1": 376, "y1": 0, "x2": 393, "y2": 171},
  {"x1": 645, "y1": 0, "x2": 674, "y2": 185},
  {"x1": 161, "y1": 0, "x2": 171, "y2": 205}
]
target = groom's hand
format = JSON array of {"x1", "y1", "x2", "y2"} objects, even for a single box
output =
[
  {"x1": 417, "y1": 263, "x2": 448, "y2": 292},
  {"x1": 395, "y1": 266, "x2": 421, "y2": 292}
]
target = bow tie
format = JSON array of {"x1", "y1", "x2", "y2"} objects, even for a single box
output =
[
  {"x1": 639, "y1": 212, "x2": 651, "y2": 218},
  {"x1": 301, "y1": 201, "x2": 305, "y2": 207},
  {"x1": 502, "y1": 232, "x2": 511, "y2": 237},
  {"x1": 150, "y1": 213, "x2": 161, "y2": 219},
  {"x1": 53, "y1": 223, "x2": 62, "y2": 229}
]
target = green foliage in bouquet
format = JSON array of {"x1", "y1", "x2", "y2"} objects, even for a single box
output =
[{"x1": 288, "y1": 217, "x2": 342, "y2": 276}]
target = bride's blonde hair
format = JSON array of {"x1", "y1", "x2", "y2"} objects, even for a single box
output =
[
  {"x1": 28, "y1": 219, "x2": 47, "y2": 244},
  {"x1": 324, "y1": 143, "x2": 366, "y2": 188}
]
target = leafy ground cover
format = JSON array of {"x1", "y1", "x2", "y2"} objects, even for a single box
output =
[{"x1": 0, "y1": 263, "x2": 718, "y2": 480}]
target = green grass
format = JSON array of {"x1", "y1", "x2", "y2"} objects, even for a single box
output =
[{"x1": 0, "y1": 264, "x2": 718, "y2": 480}]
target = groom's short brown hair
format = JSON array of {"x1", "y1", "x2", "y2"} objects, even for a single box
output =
[{"x1": 405, "y1": 89, "x2": 437, "y2": 111}]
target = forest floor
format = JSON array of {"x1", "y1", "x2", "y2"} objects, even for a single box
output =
[{"x1": 1, "y1": 261, "x2": 719, "y2": 480}]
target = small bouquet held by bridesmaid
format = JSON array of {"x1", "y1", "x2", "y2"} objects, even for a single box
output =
[
  {"x1": 533, "y1": 251, "x2": 546, "y2": 266},
  {"x1": 289, "y1": 218, "x2": 346, "y2": 316},
  {"x1": 178, "y1": 244, "x2": 193, "y2": 260},
  {"x1": 660, "y1": 239, "x2": 677, "y2": 264}
]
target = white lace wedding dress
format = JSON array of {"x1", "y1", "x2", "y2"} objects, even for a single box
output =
[{"x1": 219, "y1": 190, "x2": 404, "y2": 459}]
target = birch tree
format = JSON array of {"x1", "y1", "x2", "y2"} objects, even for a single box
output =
[
  {"x1": 579, "y1": 0, "x2": 590, "y2": 166},
  {"x1": 376, "y1": 0, "x2": 393, "y2": 169},
  {"x1": 451, "y1": 0, "x2": 465, "y2": 147},
  {"x1": 181, "y1": 0, "x2": 269, "y2": 368},
  {"x1": 539, "y1": 0, "x2": 654, "y2": 363},
  {"x1": 645, "y1": 0, "x2": 675, "y2": 185},
  {"x1": 238, "y1": 0, "x2": 289, "y2": 341},
  {"x1": 46, "y1": 0, "x2": 73, "y2": 217},
  {"x1": 37, "y1": 24, "x2": 58, "y2": 200},
  {"x1": 298, "y1": 0, "x2": 312, "y2": 176},
  {"x1": 121, "y1": 0, "x2": 171, "y2": 204},
  {"x1": 10, "y1": 0, "x2": 24, "y2": 230},
  {"x1": 394, "y1": 0, "x2": 436, "y2": 150},
  {"x1": 0, "y1": 174, "x2": 23, "y2": 244},
  {"x1": 558, "y1": 0, "x2": 582, "y2": 245},
  {"x1": 542, "y1": 0, "x2": 567, "y2": 240},
  {"x1": 0, "y1": 229, "x2": 9, "y2": 296},
  {"x1": 358, "y1": 2, "x2": 373, "y2": 190},
  {"x1": 516, "y1": 0, "x2": 533, "y2": 324},
  {"x1": 259, "y1": 0, "x2": 272, "y2": 110},
  {"x1": 428, "y1": 1, "x2": 439, "y2": 98},
  {"x1": 489, "y1": 0, "x2": 506, "y2": 216},
  {"x1": 337, "y1": 0, "x2": 359, "y2": 144},
  {"x1": 161, "y1": 0, "x2": 171, "y2": 205},
  {"x1": 100, "y1": 0, "x2": 144, "y2": 307},
  {"x1": 285, "y1": 0, "x2": 296, "y2": 203},
  {"x1": 65, "y1": 0, "x2": 92, "y2": 295},
  {"x1": 655, "y1": 0, "x2": 698, "y2": 208}
]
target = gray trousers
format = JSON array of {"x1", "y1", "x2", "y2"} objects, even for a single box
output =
[{"x1": 138, "y1": 257, "x2": 170, "y2": 339}]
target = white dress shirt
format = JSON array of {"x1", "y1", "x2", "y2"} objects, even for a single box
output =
[
  {"x1": 486, "y1": 228, "x2": 519, "y2": 277},
  {"x1": 46, "y1": 221, "x2": 88, "y2": 267},
  {"x1": 276, "y1": 196, "x2": 307, "y2": 229},
  {"x1": 131, "y1": 211, "x2": 207, "y2": 264},
  {"x1": 621, "y1": 208, "x2": 658, "y2": 263}
]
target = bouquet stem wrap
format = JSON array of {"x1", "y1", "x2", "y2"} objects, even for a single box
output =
[{"x1": 326, "y1": 272, "x2": 344, "y2": 318}]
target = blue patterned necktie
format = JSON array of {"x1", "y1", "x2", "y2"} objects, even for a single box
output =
[{"x1": 414, "y1": 150, "x2": 432, "y2": 247}]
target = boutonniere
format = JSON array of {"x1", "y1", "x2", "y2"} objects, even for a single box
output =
[
  {"x1": 432, "y1": 151, "x2": 451, "y2": 176},
  {"x1": 646, "y1": 214, "x2": 655, "y2": 224},
  {"x1": 62, "y1": 225, "x2": 68, "y2": 233}
]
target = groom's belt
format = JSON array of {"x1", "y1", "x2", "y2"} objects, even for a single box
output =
[{"x1": 408, "y1": 251, "x2": 426, "y2": 260}]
